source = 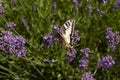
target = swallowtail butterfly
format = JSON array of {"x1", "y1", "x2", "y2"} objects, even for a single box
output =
[{"x1": 57, "y1": 19, "x2": 75, "y2": 51}]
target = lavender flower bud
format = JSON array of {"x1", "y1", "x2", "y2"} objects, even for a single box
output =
[
  {"x1": 113, "y1": 0, "x2": 120, "y2": 9},
  {"x1": 105, "y1": 28, "x2": 120, "y2": 51},
  {"x1": 0, "y1": 4, "x2": 5, "y2": 15},
  {"x1": 50, "y1": 58, "x2": 55, "y2": 63},
  {"x1": 53, "y1": 25, "x2": 59, "y2": 32},
  {"x1": 66, "y1": 48, "x2": 77, "y2": 62},
  {"x1": 82, "y1": 72, "x2": 96, "y2": 80},
  {"x1": 43, "y1": 58, "x2": 49, "y2": 63},
  {"x1": 97, "y1": 55, "x2": 115, "y2": 69},
  {"x1": 11, "y1": 0, "x2": 16, "y2": 5},
  {"x1": 43, "y1": 58, "x2": 55, "y2": 63},
  {"x1": 52, "y1": 25, "x2": 60, "y2": 42},
  {"x1": 32, "y1": 4, "x2": 36, "y2": 11},
  {"x1": 97, "y1": 8, "x2": 105, "y2": 16},
  {"x1": 72, "y1": 0, "x2": 78, "y2": 10},
  {"x1": 51, "y1": 2, "x2": 56, "y2": 13},
  {"x1": 21, "y1": 18, "x2": 28, "y2": 26},
  {"x1": 14, "y1": 36, "x2": 26, "y2": 49},
  {"x1": 5, "y1": 22, "x2": 16, "y2": 30},
  {"x1": 97, "y1": 0, "x2": 108, "y2": 4},
  {"x1": 74, "y1": 30, "x2": 79, "y2": 37},
  {"x1": 43, "y1": 34, "x2": 53, "y2": 48},
  {"x1": 80, "y1": 48, "x2": 90, "y2": 58},
  {"x1": 16, "y1": 47, "x2": 26, "y2": 57},
  {"x1": 72, "y1": 30, "x2": 80, "y2": 44},
  {"x1": 0, "y1": 31, "x2": 26, "y2": 57},
  {"x1": 87, "y1": 3, "x2": 93, "y2": 16},
  {"x1": 78, "y1": 58, "x2": 89, "y2": 70}
]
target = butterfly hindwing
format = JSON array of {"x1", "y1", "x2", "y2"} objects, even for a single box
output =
[{"x1": 58, "y1": 19, "x2": 75, "y2": 47}]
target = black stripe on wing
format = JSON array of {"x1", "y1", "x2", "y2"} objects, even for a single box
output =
[
  {"x1": 70, "y1": 19, "x2": 75, "y2": 47},
  {"x1": 58, "y1": 19, "x2": 75, "y2": 47}
]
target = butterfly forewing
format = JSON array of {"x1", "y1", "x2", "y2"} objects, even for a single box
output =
[{"x1": 58, "y1": 19, "x2": 75, "y2": 47}]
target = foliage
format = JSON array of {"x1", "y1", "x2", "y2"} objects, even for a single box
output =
[{"x1": 0, "y1": 0, "x2": 120, "y2": 80}]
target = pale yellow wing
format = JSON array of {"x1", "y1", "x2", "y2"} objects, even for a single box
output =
[{"x1": 58, "y1": 19, "x2": 75, "y2": 47}]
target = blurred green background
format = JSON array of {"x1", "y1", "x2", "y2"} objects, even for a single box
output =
[{"x1": 0, "y1": 0, "x2": 120, "y2": 79}]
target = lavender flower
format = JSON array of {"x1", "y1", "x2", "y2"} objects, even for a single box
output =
[
  {"x1": 0, "y1": 31, "x2": 26, "y2": 57},
  {"x1": 97, "y1": 0, "x2": 108, "y2": 4},
  {"x1": 105, "y1": 28, "x2": 120, "y2": 51},
  {"x1": 105, "y1": 28, "x2": 112, "y2": 35},
  {"x1": 53, "y1": 25, "x2": 59, "y2": 32},
  {"x1": 53, "y1": 25, "x2": 60, "y2": 42},
  {"x1": 43, "y1": 59, "x2": 49, "y2": 63},
  {"x1": 53, "y1": 26, "x2": 80, "y2": 44},
  {"x1": 0, "y1": 4, "x2": 5, "y2": 15},
  {"x1": 79, "y1": 48, "x2": 90, "y2": 70},
  {"x1": 80, "y1": 48, "x2": 90, "y2": 58},
  {"x1": 113, "y1": 0, "x2": 120, "y2": 9},
  {"x1": 21, "y1": 18, "x2": 28, "y2": 26},
  {"x1": 72, "y1": 30, "x2": 80, "y2": 44},
  {"x1": 43, "y1": 34, "x2": 53, "y2": 48},
  {"x1": 74, "y1": 30, "x2": 79, "y2": 37},
  {"x1": 5, "y1": 22, "x2": 16, "y2": 30},
  {"x1": 15, "y1": 75, "x2": 21, "y2": 80},
  {"x1": 50, "y1": 58, "x2": 55, "y2": 63},
  {"x1": 82, "y1": 72, "x2": 96, "y2": 80},
  {"x1": 97, "y1": 55, "x2": 115, "y2": 69},
  {"x1": 32, "y1": 4, "x2": 36, "y2": 11},
  {"x1": 66, "y1": 48, "x2": 77, "y2": 62},
  {"x1": 97, "y1": 8, "x2": 105, "y2": 16},
  {"x1": 42, "y1": 25, "x2": 60, "y2": 48},
  {"x1": 51, "y1": 2, "x2": 56, "y2": 13},
  {"x1": 11, "y1": 0, "x2": 16, "y2": 5},
  {"x1": 14, "y1": 36, "x2": 26, "y2": 49},
  {"x1": 72, "y1": 0, "x2": 78, "y2": 10},
  {"x1": 78, "y1": 58, "x2": 89, "y2": 70},
  {"x1": 87, "y1": 3, "x2": 93, "y2": 16},
  {"x1": 43, "y1": 58, "x2": 55, "y2": 63},
  {"x1": 16, "y1": 47, "x2": 26, "y2": 57}
]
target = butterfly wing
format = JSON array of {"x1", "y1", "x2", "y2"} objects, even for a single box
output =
[{"x1": 58, "y1": 19, "x2": 75, "y2": 48}]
